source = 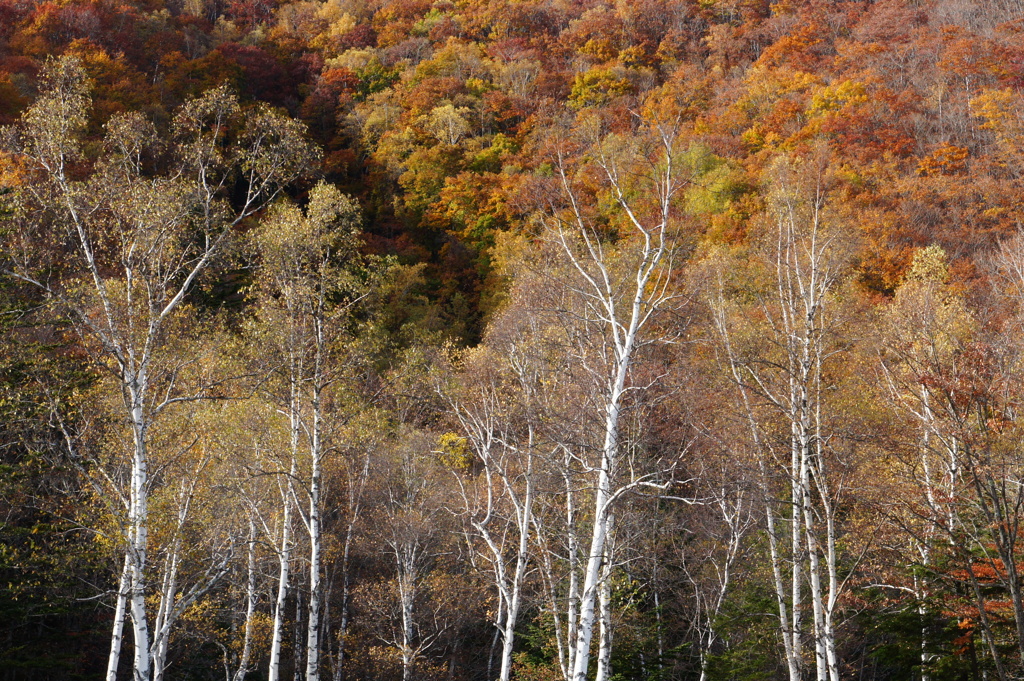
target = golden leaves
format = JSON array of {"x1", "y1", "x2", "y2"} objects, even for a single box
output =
[
  {"x1": 917, "y1": 144, "x2": 969, "y2": 177},
  {"x1": 21, "y1": 55, "x2": 91, "y2": 166},
  {"x1": 435, "y1": 431, "x2": 473, "y2": 471},
  {"x1": 0, "y1": 151, "x2": 25, "y2": 189}
]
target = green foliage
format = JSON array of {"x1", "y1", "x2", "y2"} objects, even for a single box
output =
[
  {"x1": 468, "y1": 133, "x2": 518, "y2": 173},
  {"x1": 701, "y1": 571, "x2": 780, "y2": 681},
  {"x1": 357, "y1": 59, "x2": 400, "y2": 99},
  {"x1": 858, "y1": 595, "x2": 973, "y2": 681},
  {"x1": 683, "y1": 146, "x2": 750, "y2": 216}
]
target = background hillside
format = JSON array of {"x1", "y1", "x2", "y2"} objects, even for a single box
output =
[{"x1": 4, "y1": 1, "x2": 1024, "y2": 680}]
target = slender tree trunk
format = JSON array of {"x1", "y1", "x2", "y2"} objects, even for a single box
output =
[
  {"x1": 789, "y1": 409, "x2": 804, "y2": 681},
  {"x1": 570, "y1": 469, "x2": 611, "y2": 681},
  {"x1": 570, "y1": 363, "x2": 631, "y2": 681},
  {"x1": 106, "y1": 555, "x2": 131, "y2": 681},
  {"x1": 496, "y1": 451, "x2": 534, "y2": 681},
  {"x1": 268, "y1": 463, "x2": 296, "y2": 681},
  {"x1": 489, "y1": 601, "x2": 505, "y2": 681},
  {"x1": 918, "y1": 387, "x2": 937, "y2": 681},
  {"x1": 128, "y1": 377, "x2": 152, "y2": 681},
  {"x1": 233, "y1": 520, "x2": 259, "y2": 681},
  {"x1": 822, "y1": 501, "x2": 840, "y2": 681},
  {"x1": 594, "y1": 515, "x2": 615, "y2": 681},
  {"x1": 306, "y1": 399, "x2": 322, "y2": 681},
  {"x1": 765, "y1": 478, "x2": 801, "y2": 681},
  {"x1": 331, "y1": 538, "x2": 352, "y2": 681},
  {"x1": 151, "y1": 541, "x2": 180, "y2": 681},
  {"x1": 536, "y1": 521, "x2": 571, "y2": 681},
  {"x1": 331, "y1": 469, "x2": 363, "y2": 681},
  {"x1": 565, "y1": 465, "x2": 579, "y2": 681},
  {"x1": 294, "y1": 579, "x2": 305, "y2": 681},
  {"x1": 399, "y1": 569, "x2": 415, "y2": 681},
  {"x1": 963, "y1": 553, "x2": 1009, "y2": 681},
  {"x1": 306, "y1": 314, "x2": 326, "y2": 681}
]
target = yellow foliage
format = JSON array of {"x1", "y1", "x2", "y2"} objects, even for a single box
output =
[
  {"x1": 326, "y1": 48, "x2": 375, "y2": 72},
  {"x1": 809, "y1": 80, "x2": 867, "y2": 117},
  {"x1": 618, "y1": 45, "x2": 646, "y2": 68},
  {"x1": 973, "y1": 88, "x2": 1018, "y2": 130},
  {"x1": 315, "y1": 0, "x2": 353, "y2": 24},
  {"x1": 745, "y1": 65, "x2": 820, "y2": 100},
  {"x1": 972, "y1": 88, "x2": 1024, "y2": 168},
  {"x1": 905, "y1": 244, "x2": 949, "y2": 284},
  {"x1": 436, "y1": 431, "x2": 473, "y2": 471},
  {"x1": 568, "y1": 68, "x2": 633, "y2": 109},
  {"x1": 579, "y1": 38, "x2": 617, "y2": 62}
]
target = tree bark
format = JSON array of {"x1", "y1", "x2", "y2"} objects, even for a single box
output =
[{"x1": 105, "y1": 555, "x2": 131, "y2": 681}]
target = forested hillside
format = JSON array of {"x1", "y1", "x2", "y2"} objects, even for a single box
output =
[{"x1": 4, "y1": 0, "x2": 1024, "y2": 679}]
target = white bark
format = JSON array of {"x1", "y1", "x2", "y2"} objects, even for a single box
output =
[
  {"x1": 294, "y1": 579, "x2": 306, "y2": 681},
  {"x1": 268, "y1": 459, "x2": 296, "y2": 681},
  {"x1": 549, "y1": 121, "x2": 681, "y2": 681},
  {"x1": 232, "y1": 520, "x2": 259, "y2": 681},
  {"x1": 397, "y1": 546, "x2": 418, "y2": 681},
  {"x1": 712, "y1": 291, "x2": 801, "y2": 681},
  {"x1": 105, "y1": 555, "x2": 131, "y2": 681},
  {"x1": 594, "y1": 515, "x2": 615, "y2": 681},
  {"x1": 128, "y1": 379, "x2": 153, "y2": 681},
  {"x1": 330, "y1": 450, "x2": 369, "y2": 681},
  {"x1": 448, "y1": 368, "x2": 538, "y2": 681},
  {"x1": 709, "y1": 151, "x2": 852, "y2": 681},
  {"x1": 533, "y1": 455, "x2": 580, "y2": 681},
  {"x1": 306, "y1": 372, "x2": 323, "y2": 681},
  {"x1": 7, "y1": 61, "x2": 312, "y2": 681},
  {"x1": 250, "y1": 185, "x2": 360, "y2": 681}
]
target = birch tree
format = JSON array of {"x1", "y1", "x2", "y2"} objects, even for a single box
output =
[
  {"x1": 442, "y1": 325, "x2": 544, "y2": 681},
  {"x1": 882, "y1": 243, "x2": 1024, "y2": 678},
  {"x1": 1, "y1": 55, "x2": 315, "y2": 681},
  {"x1": 358, "y1": 429, "x2": 452, "y2": 681},
  {"x1": 535, "y1": 111, "x2": 689, "y2": 681},
  {"x1": 877, "y1": 245, "x2": 975, "y2": 678},
  {"x1": 708, "y1": 149, "x2": 860, "y2": 681},
  {"x1": 250, "y1": 182, "x2": 363, "y2": 681}
]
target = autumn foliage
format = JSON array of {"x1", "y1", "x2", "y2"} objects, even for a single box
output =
[{"x1": 6, "y1": 0, "x2": 1024, "y2": 680}]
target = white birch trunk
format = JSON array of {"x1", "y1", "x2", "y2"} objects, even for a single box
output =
[
  {"x1": 594, "y1": 515, "x2": 615, "y2": 681},
  {"x1": 497, "y1": 455, "x2": 534, "y2": 681},
  {"x1": 293, "y1": 579, "x2": 305, "y2": 681},
  {"x1": 568, "y1": 327, "x2": 635, "y2": 681},
  {"x1": 535, "y1": 515, "x2": 572, "y2": 681},
  {"x1": 565, "y1": 463, "x2": 579, "y2": 681},
  {"x1": 128, "y1": 376, "x2": 152, "y2": 681},
  {"x1": 233, "y1": 520, "x2": 259, "y2": 681},
  {"x1": 331, "y1": 449, "x2": 369, "y2": 681},
  {"x1": 399, "y1": 568, "x2": 416, "y2": 681},
  {"x1": 553, "y1": 122, "x2": 674, "y2": 681},
  {"x1": 569, "y1": 476, "x2": 610, "y2": 681},
  {"x1": 714, "y1": 290, "x2": 802, "y2": 681},
  {"x1": 151, "y1": 543, "x2": 180, "y2": 681},
  {"x1": 268, "y1": 459, "x2": 296, "y2": 681},
  {"x1": 306, "y1": 387, "x2": 322, "y2": 681},
  {"x1": 106, "y1": 555, "x2": 131, "y2": 681}
]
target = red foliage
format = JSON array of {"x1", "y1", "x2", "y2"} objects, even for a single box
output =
[
  {"x1": 300, "y1": 67, "x2": 359, "y2": 135},
  {"x1": 215, "y1": 43, "x2": 293, "y2": 105},
  {"x1": 225, "y1": 0, "x2": 276, "y2": 30}
]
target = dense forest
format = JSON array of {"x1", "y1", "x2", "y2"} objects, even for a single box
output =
[{"x1": 5, "y1": 0, "x2": 1024, "y2": 679}]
